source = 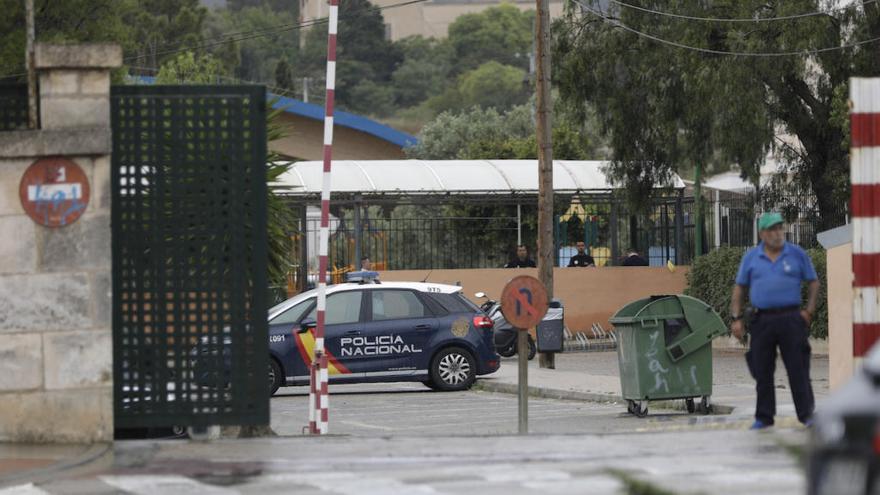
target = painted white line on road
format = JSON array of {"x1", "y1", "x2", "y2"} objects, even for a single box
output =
[
  {"x1": 0, "y1": 484, "x2": 50, "y2": 495},
  {"x1": 99, "y1": 475, "x2": 237, "y2": 495},
  {"x1": 264, "y1": 472, "x2": 436, "y2": 495},
  {"x1": 339, "y1": 420, "x2": 394, "y2": 431}
]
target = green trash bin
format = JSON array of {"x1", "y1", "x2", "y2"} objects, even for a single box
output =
[{"x1": 609, "y1": 294, "x2": 728, "y2": 417}]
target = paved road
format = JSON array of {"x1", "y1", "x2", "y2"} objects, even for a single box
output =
[
  {"x1": 271, "y1": 382, "x2": 741, "y2": 437},
  {"x1": 3, "y1": 428, "x2": 809, "y2": 495}
]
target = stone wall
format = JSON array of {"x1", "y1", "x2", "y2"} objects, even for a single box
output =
[{"x1": 0, "y1": 44, "x2": 120, "y2": 443}]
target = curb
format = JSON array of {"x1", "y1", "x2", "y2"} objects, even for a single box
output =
[
  {"x1": 474, "y1": 380, "x2": 736, "y2": 415},
  {"x1": 0, "y1": 443, "x2": 112, "y2": 489}
]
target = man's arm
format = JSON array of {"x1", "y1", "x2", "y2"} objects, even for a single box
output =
[
  {"x1": 730, "y1": 284, "x2": 747, "y2": 341},
  {"x1": 802, "y1": 279, "x2": 820, "y2": 325}
]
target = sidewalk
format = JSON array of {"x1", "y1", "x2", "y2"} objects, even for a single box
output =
[{"x1": 477, "y1": 349, "x2": 830, "y2": 425}]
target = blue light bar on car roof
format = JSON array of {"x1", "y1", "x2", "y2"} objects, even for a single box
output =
[{"x1": 345, "y1": 270, "x2": 381, "y2": 284}]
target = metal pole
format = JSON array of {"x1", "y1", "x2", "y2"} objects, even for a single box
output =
[
  {"x1": 353, "y1": 197, "x2": 362, "y2": 270},
  {"x1": 848, "y1": 78, "x2": 880, "y2": 366},
  {"x1": 517, "y1": 203, "x2": 522, "y2": 246},
  {"x1": 694, "y1": 164, "x2": 702, "y2": 260},
  {"x1": 610, "y1": 199, "x2": 619, "y2": 265},
  {"x1": 536, "y1": 0, "x2": 554, "y2": 369},
  {"x1": 675, "y1": 190, "x2": 683, "y2": 265},
  {"x1": 714, "y1": 190, "x2": 721, "y2": 248},
  {"x1": 25, "y1": 0, "x2": 37, "y2": 129},
  {"x1": 309, "y1": 0, "x2": 339, "y2": 435},
  {"x1": 300, "y1": 206, "x2": 309, "y2": 293},
  {"x1": 517, "y1": 329, "x2": 529, "y2": 434}
]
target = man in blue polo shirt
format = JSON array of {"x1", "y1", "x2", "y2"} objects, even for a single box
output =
[{"x1": 730, "y1": 212, "x2": 820, "y2": 430}]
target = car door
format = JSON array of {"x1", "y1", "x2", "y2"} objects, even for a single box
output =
[
  {"x1": 298, "y1": 290, "x2": 366, "y2": 382},
  {"x1": 268, "y1": 298, "x2": 315, "y2": 384},
  {"x1": 354, "y1": 289, "x2": 438, "y2": 377}
]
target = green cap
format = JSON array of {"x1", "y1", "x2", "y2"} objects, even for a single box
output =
[{"x1": 758, "y1": 212, "x2": 784, "y2": 230}]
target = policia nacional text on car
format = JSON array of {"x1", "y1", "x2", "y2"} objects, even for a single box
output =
[{"x1": 730, "y1": 212, "x2": 820, "y2": 430}]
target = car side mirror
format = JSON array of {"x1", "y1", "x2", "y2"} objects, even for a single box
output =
[
  {"x1": 298, "y1": 318, "x2": 317, "y2": 333},
  {"x1": 475, "y1": 292, "x2": 486, "y2": 299}
]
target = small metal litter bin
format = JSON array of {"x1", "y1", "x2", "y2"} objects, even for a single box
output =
[{"x1": 536, "y1": 299, "x2": 564, "y2": 352}]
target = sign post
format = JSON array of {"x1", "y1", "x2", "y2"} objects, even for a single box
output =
[{"x1": 500, "y1": 275, "x2": 549, "y2": 434}]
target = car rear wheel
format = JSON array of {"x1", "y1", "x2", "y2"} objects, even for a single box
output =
[
  {"x1": 269, "y1": 359, "x2": 282, "y2": 396},
  {"x1": 430, "y1": 347, "x2": 476, "y2": 391}
]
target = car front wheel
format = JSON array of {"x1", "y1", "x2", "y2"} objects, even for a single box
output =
[
  {"x1": 430, "y1": 347, "x2": 476, "y2": 391},
  {"x1": 269, "y1": 359, "x2": 282, "y2": 396}
]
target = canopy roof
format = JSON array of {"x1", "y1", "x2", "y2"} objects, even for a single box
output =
[{"x1": 276, "y1": 160, "x2": 685, "y2": 196}]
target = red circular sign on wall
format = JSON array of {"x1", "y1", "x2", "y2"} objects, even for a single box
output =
[{"x1": 19, "y1": 157, "x2": 90, "y2": 228}]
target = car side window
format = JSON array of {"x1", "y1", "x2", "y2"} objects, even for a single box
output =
[
  {"x1": 303, "y1": 291, "x2": 363, "y2": 325},
  {"x1": 271, "y1": 299, "x2": 314, "y2": 325},
  {"x1": 371, "y1": 290, "x2": 427, "y2": 321}
]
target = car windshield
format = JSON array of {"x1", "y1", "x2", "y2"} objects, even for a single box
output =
[{"x1": 268, "y1": 288, "x2": 317, "y2": 316}]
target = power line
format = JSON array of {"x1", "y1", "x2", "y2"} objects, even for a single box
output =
[
  {"x1": 574, "y1": 0, "x2": 880, "y2": 57},
  {"x1": 603, "y1": 0, "x2": 877, "y2": 23}
]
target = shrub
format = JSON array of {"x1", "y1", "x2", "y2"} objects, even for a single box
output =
[{"x1": 685, "y1": 246, "x2": 828, "y2": 339}]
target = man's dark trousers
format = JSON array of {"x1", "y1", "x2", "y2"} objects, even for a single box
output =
[{"x1": 747, "y1": 310, "x2": 815, "y2": 425}]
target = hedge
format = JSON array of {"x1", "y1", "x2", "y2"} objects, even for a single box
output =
[{"x1": 684, "y1": 246, "x2": 828, "y2": 339}]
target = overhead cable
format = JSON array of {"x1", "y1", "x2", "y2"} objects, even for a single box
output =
[
  {"x1": 574, "y1": 0, "x2": 880, "y2": 57},
  {"x1": 603, "y1": 0, "x2": 877, "y2": 23}
]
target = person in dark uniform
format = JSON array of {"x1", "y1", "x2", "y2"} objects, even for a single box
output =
[
  {"x1": 568, "y1": 241, "x2": 596, "y2": 267},
  {"x1": 730, "y1": 212, "x2": 819, "y2": 430},
  {"x1": 504, "y1": 245, "x2": 536, "y2": 268},
  {"x1": 620, "y1": 248, "x2": 649, "y2": 266}
]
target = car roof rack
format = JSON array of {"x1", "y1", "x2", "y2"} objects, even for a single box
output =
[{"x1": 345, "y1": 270, "x2": 381, "y2": 284}]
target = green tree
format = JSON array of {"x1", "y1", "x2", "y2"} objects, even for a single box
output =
[
  {"x1": 390, "y1": 36, "x2": 453, "y2": 108},
  {"x1": 0, "y1": 0, "x2": 135, "y2": 80},
  {"x1": 274, "y1": 58, "x2": 294, "y2": 93},
  {"x1": 553, "y1": 0, "x2": 880, "y2": 223},
  {"x1": 127, "y1": 0, "x2": 208, "y2": 73},
  {"x1": 298, "y1": 0, "x2": 401, "y2": 111},
  {"x1": 427, "y1": 61, "x2": 529, "y2": 114},
  {"x1": 406, "y1": 104, "x2": 533, "y2": 159},
  {"x1": 407, "y1": 102, "x2": 595, "y2": 160},
  {"x1": 204, "y1": 5, "x2": 298, "y2": 83},
  {"x1": 458, "y1": 61, "x2": 529, "y2": 110},
  {"x1": 155, "y1": 51, "x2": 225, "y2": 83},
  {"x1": 447, "y1": 4, "x2": 534, "y2": 74}
]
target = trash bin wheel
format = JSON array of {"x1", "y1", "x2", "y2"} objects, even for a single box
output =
[
  {"x1": 634, "y1": 400, "x2": 649, "y2": 418},
  {"x1": 698, "y1": 395, "x2": 713, "y2": 415},
  {"x1": 685, "y1": 398, "x2": 696, "y2": 414},
  {"x1": 626, "y1": 400, "x2": 635, "y2": 414}
]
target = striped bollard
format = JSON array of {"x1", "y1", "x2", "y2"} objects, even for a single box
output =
[
  {"x1": 308, "y1": 0, "x2": 339, "y2": 435},
  {"x1": 849, "y1": 78, "x2": 880, "y2": 367}
]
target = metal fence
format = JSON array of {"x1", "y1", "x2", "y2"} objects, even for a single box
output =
[
  {"x1": 282, "y1": 189, "x2": 847, "y2": 290},
  {"x1": 0, "y1": 84, "x2": 29, "y2": 131}
]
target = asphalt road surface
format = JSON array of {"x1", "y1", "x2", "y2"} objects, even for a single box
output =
[{"x1": 271, "y1": 382, "x2": 712, "y2": 437}]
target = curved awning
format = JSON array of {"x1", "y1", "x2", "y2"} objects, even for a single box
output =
[{"x1": 275, "y1": 160, "x2": 685, "y2": 196}]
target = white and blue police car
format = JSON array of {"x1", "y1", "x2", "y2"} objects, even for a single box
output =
[{"x1": 267, "y1": 271, "x2": 500, "y2": 395}]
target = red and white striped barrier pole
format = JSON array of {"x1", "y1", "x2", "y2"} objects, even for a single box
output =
[
  {"x1": 849, "y1": 78, "x2": 880, "y2": 367},
  {"x1": 308, "y1": 0, "x2": 339, "y2": 435}
]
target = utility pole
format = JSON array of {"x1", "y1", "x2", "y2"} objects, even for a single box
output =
[
  {"x1": 25, "y1": 0, "x2": 37, "y2": 129},
  {"x1": 535, "y1": 0, "x2": 554, "y2": 369}
]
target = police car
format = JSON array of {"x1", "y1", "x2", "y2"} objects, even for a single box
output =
[{"x1": 267, "y1": 272, "x2": 500, "y2": 395}]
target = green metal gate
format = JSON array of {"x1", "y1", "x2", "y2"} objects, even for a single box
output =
[{"x1": 111, "y1": 86, "x2": 269, "y2": 429}]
